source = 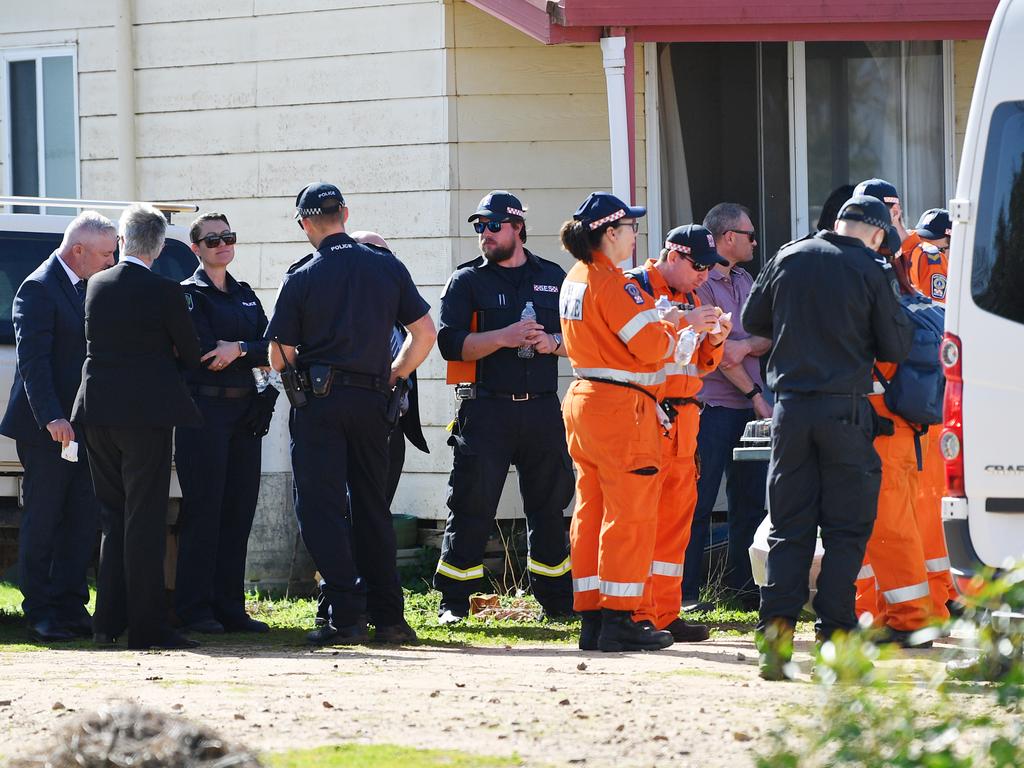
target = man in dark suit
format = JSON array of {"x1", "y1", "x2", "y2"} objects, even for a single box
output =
[
  {"x1": 0, "y1": 212, "x2": 116, "y2": 641},
  {"x1": 71, "y1": 203, "x2": 203, "y2": 650}
]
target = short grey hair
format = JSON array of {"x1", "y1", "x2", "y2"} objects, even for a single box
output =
[
  {"x1": 703, "y1": 203, "x2": 752, "y2": 239},
  {"x1": 60, "y1": 211, "x2": 116, "y2": 251},
  {"x1": 119, "y1": 203, "x2": 166, "y2": 260}
]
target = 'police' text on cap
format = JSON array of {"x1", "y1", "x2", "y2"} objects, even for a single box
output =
[
  {"x1": 294, "y1": 182, "x2": 345, "y2": 219},
  {"x1": 664, "y1": 224, "x2": 729, "y2": 267}
]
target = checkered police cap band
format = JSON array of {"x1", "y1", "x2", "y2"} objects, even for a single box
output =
[
  {"x1": 296, "y1": 203, "x2": 341, "y2": 218},
  {"x1": 665, "y1": 241, "x2": 692, "y2": 254},
  {"x1": 841, "y1": 205, "x2": 889, "y2": 230},
  {"x1": 588, "y1": 209, "x2": 626, "y2": 230},
  {"x1": 506, "y1": 207, "x2": 525, "y2": 218}
]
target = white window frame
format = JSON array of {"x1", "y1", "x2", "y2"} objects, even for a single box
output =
[
  {"x1": 788, "y1": 40, "x2": 956, "y2": 232},
  {"x1": 1, "y1": 45, "x2": 81, "y2": 209}
]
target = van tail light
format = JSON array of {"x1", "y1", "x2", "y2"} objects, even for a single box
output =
[{"x1": 939, "y1": 333, "x2": 965, "y2": 497}]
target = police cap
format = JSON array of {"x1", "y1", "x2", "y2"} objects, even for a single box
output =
[
  {"x1": 853, "y1": 178, "x2": 900, "y2": 207},
  {"x1": 572, "y1": 192, "x2": 646, "y2": 231},
  {"x1": 664, "y1": 224, "x2": 728, "y2": 267},
  {"x1": 294, "y1": 182, "x2": 345, "y2": 220},
  {"x1": 914, "y1": 208, "x2": 952, "y2": 240},
  {"x1": 836, "y1": 195, "x2": 891, "y2": 231},
  {"x1": 468, "y1": 191, "x2": 526, "y2": 223}
]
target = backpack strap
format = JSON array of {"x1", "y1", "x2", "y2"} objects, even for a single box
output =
[
  {"x1": 912, "y1": 424, "x2": 929, "y2": 471},
  {"x1": 873, "y1": 364, "x2": 890, "y2": 391},
  {"x1": 624, "y1": 267, "x2": 654, "y2": 297}
]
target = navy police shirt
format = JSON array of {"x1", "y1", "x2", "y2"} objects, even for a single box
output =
[
  {"x1": 182, "y1": 268, "x2": 269, "y2": 389},
  {"x1": 265, "y1": 232, "x2": 430, "y2": 380},
  {"x1": 438, "y1": 249, "x2": 565, "y2": 394}
]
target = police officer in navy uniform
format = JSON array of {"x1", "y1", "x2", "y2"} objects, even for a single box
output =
[
  {"x1": 434, "y1": 191, "x2": 575, "y2": 625},
  {"x1": 175, "y1": 212, "x2": 278, "y2": 635},
  {"x1": 741, "y1": 194, "x2": 913, "y2": 679},
  {"x1": 267, "y1": 183, "x2": 436, "y2": 645}
]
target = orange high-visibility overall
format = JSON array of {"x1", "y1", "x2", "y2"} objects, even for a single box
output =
[
  {"x1": 855, "y1": 363, "x2": 932, "y2": 630},
  {"x1": 630, "y1": 261, "x2": 723, "y2": 628},
  {"x1": 560, "y1": 251, "x2": 677, "y2": 612},
  {"x1": 907, "y1": 241, "x2": 949, "y2": 304}
]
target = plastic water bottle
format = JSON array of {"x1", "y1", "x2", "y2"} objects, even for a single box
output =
[
  {"x1": 655, "y1": 294, "x2": 673, "y2": 319},
  {"x1": 518, "y1": 301, "x2": 537, "y2": 359}
]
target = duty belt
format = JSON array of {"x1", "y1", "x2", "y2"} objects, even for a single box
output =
[
  {"x1": 297, "y1": 368, "x2": 386, "y2": 393},
  {"x1": 663, "y1": 397, "x2": 702, "y2": 409},
  {"x1": 474, "y1": 386, "x2": 555, "y2": 402},
  {"x1": 191, "y1": 385, "x2": 255, "y2": 399}
]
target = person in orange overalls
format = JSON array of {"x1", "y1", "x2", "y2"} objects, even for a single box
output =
[
  {"x1": 559, "y1": 192, "x2": 687, "y2": 653},
  {"x1": 625, "y1": 225, "x2": 730, "y2": 642},
  {"x1": 905, "y1": 208, "x2": 958, "y2": 615}
]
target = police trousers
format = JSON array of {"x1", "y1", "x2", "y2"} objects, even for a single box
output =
[
  {"x1": 759, "y1": 395, "x2": 881, "y2": 638},
  {"x1": 434, "y1": 394, "x2": 575, "y2": 613},
  {"x1": 290, "y1": 385, "x2": 403, "y2": 627}
]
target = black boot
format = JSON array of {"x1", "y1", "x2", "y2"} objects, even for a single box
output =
[
  {"x1": 579, "y1": 610, "x2": 601, "y2": 651},
  {"x1": 597, "y1": 609, "x2": 673, "y2": 652}
]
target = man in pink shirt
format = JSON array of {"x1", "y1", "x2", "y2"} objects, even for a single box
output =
[{"x1": 682, "y1": 203, "x2": 771, "y2": 610}]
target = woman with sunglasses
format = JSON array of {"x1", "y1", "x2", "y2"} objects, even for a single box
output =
[
  {"x1": 557, "y1": 192, "x2": 687, "y2": 653},
  {"x1": 174, "y1": 212, "x2": 277, "y2": 635}
]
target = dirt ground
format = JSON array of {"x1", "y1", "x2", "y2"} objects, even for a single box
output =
[{"x1": 0, "y1": 632, "x2": 983, "y2": 767}]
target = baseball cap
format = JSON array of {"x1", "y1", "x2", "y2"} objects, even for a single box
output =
[
  {"x1": 853, "y1": 178, "x2": 900, "y2": 207},
  {"x1": 664, "y1": 224, "x2": 728, "y2": 267},
  {"x1": 914, "y1": 208, "x2": 952, "y2": 240},
  {"x1": 836, "y1": 195, "x2": 891, "y2": 230},
  {"x1": 294, "y1": 182, "x2": 345, "y2": 219},
  {"x1": 468, "y1": 191, "x2": 526, "y2": 223},
  {"x1": 572, "y1": 192, "x2": 646, "y2": 230}
]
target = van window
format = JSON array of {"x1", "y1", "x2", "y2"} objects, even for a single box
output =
[
  {"x1": 0, "y1": 233, "x2": 198, "y2": 346},
  {"x1": 972, "y1": 101, "x2": 1024, "y2": 325}
]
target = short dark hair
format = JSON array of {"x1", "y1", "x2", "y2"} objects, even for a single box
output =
[
  {"x1": 559, "y1": 219, "x2": 612, "y2": 264},
  {"x1": 703, "y1": 203, "x2": 751, "y2": 239},
  {"x1": 303, "y1": 204, "x2": 345, "y2": 227},
  {"x1": 189, "y1": 212, "x2": 231, "y2": 244},
  {"x1": 511, "y1": 218, "x2": 528, "y2": 244}
]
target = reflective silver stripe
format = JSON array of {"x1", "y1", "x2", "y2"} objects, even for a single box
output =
[
  {"x1": 617, "y1": 308, "x2": 663, "y2": 344},
  {"x1": 573, "y1": 575, "x2": 599, "y2": 593},
  {"x1": 573, "y1": 367, "x2": 666, "y2": 386},
  {"x1": 435, "y1": 560, "x2": 484, "y2": 581},
  {"x1": 871, "y1": 380, "x2": 886, "y2": 395},
  {"x1": 528, "y1": 556, "x2": 572, "y2": 577},
  {"x1": 662, "y1": 362, "x2": 699, "y2": 378},
  {"x1": 599, "y1": 579, "x2": 645, "y2": 598},
  {"x1": 650, "y1": 561, "x2": 684, "y2": 578},
  {"x1": 882, "y1": 580, "x2": 931, "y2": 605},
  {"x1": 925, "y1": 556, "x2": 951, "y2": 573},
  {"x1": 857, "y1": 564, "x2": 875, "y2": 580}
]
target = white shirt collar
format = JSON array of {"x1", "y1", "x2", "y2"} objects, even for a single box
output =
[
  {"x1": 121, "y1": 255, "x2": 151, "y2": 270},
  {"x1": 55, "y1": 254, "x2": 82, "y2": 286}
]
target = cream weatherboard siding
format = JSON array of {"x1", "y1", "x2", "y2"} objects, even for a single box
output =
[{"x1": 954, "y1": 39, "x2": 984, "y2": 164}]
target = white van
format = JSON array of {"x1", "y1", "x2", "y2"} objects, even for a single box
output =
[{"x1": 941, "y1": 0, "x2": 1024, "y2": 580}]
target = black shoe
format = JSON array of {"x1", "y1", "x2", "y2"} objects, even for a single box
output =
[
  {"x1": 946, "y1": 598, "x2": 968, "y2": 618},
  {"x1": 221, "y1": 616, "x2": 270, "y2": 634},
  {"x1": 62, "y1": 616, "x2": 94, "y2": 638},
  {"x1": 27, "y1": 619, "x2": 75, "y2": 643},
  {"x1": 874, "y1": 626, "x2": 934, "y2": 649},
  {"x1": 664, "y1": 617, "x2": 711, "y2": 642},
  {"x1": 306, "y1": 622, "x2": 370, "y2": 646},
  {"x1": 129, "y1": 631, "x2": 200, "y2": 650},
  {"x1": 597, "y1": 609, "x2": 673, "y2": 652},
  {"x1": 373, "y1": 620, "x2": 418, "y2": 644},
  {"x1": 579, "y1": 610, "x2": 601, "y2": 651},
  {"x1": 181, "y1": 618, "x2": 225, "y2": 634}
]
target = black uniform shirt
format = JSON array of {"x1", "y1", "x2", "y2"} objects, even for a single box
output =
[
  {"x1": 182, "y1": 268, "x2": 269, "y2": 388},
  {"x1": 741, "y1": 230, "x2": 912, "y2": 395},
  {"x1": 437, "y1": 249, "x2": 565, "y2": 394},
  {"x1": 265, "y1": 232, "x2": 430, "y2": 379}
]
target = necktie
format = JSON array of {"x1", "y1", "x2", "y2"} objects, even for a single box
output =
[{"x1": 75, "y1": 280, "x2": 86, "y2": 306}]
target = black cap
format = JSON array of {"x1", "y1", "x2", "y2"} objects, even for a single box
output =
[
  {"x1": 294, "y1": 182, "x2": 345, "y2": 219},
  {"x1": 853, "y1": 178, "x2": 900, "y2": 206},
  {"x1": 572, "y1": 192, "x2": 646, "y2": 231},
  {"x1": 836, "y1": 195, "x2": 891, "y2": 230},
  {"x1": 664, "y1": 224, "x2": 728, "y2": 267},
  {"x1": 915, "y1": 208, "x2": 952, "y2": 240},
  {"x1": 468, "y1": 191, "x2": 526, "y2": 223}
]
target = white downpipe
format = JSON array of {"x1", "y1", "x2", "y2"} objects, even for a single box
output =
[
  {"x1": 115, "y1": 0, "x2": 137, "y2": 200},
  {"x1": 601, "y1": 35, "x2": 630, "y2": 205},
  {"x1": 643, "y1": 42, "x2": 662, "y2": 263}
]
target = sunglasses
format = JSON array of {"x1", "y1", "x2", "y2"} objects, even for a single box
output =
[
  {"x1": 197, "y1": 232, "x2": 237, "y2": 247},
  {"x1": 685, "y1": 257, "x2": 711, "y2": 272},
  {"x1": 473, "y1": 220, "x2": 505, "y2": 234},
  {"x1": 726, "y1": 228, "x2": 756, "y2": 242},
  {"x1": 614, "y1": 221, "x2": 640, "y2": 233}
]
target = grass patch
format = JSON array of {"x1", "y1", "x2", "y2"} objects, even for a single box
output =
[{"x1": 265, "y1": 744, "x2": 526, "y2": 768}]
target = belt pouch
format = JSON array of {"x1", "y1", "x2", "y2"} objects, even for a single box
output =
[{"x1": 309, "y1": 364, "x2": 333, "y2": 397}]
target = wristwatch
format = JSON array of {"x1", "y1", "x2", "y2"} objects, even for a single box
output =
[
  {"x1": 238, "y1": 341, "x2": 248, "y2": 356},
  {"x1": 743, "y1": 383, "x2": 762, "y2": 399},
  {"x1": 551, "y1": 333, "x2": 563, "y2": 351}
]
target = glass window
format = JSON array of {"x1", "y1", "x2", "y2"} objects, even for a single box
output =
[
  {"x1": 4, "y1": 51, "x2": 78, "y2": 214},
  {"x1": 0, "y1": 231, "x2": 62, "y2": 345},
  {"x1": 972, "y1": 101, "x2": 1024, "y2": 325}
]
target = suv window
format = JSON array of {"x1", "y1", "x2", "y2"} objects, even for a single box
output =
[
  {"x1": 0, "y1": 233, "x2": 199, "y2": 345},
  {"x1": 972, "y1": 101, "x2": 1024, "y2": 325}
]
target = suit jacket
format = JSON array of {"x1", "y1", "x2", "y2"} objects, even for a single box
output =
[
  {"x1": 0, "y1": 254, "x2": 89, "y2": 445},
  {"x1": 71, "y1": 261, "x2": 202, "y2": 428},
  {"x1": 392, "y1": 324, "x2": 427, "y2": 454}
]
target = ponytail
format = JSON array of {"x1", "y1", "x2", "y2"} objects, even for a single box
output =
[{"x1": 559, "y1": 219, "x2": 606, "y2": 264}]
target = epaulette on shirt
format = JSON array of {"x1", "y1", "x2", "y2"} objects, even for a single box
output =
[
  {"x1": 920, "y1": 243, "x2": 943, "y2": 263},
  {"x1": 360, "y1": 243, "x2": 394, "y2": 257},
  {"x1": 286, "y1": 253, "x2": 315, "y2": 274}
]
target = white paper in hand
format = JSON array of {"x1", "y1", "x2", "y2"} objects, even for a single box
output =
[
  {"x1": 61, "y1": 440, "x2": 79, "y2": 463},
  {"x1": 709, "y1": 311, "x2": 732, "y2": 335}
]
